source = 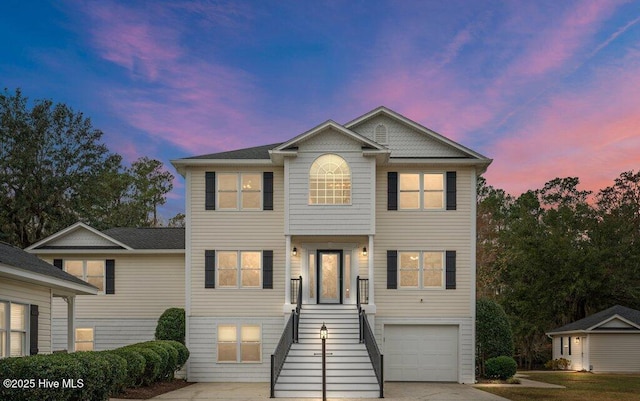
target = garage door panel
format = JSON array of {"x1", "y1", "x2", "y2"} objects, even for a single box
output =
[{"x1": 385, "y1": 325, "x2": 458, "y2": 382}]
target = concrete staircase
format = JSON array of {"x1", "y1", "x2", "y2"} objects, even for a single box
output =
[{"x1": 274, "y1": 304, "x2": 380, "y2": 398}]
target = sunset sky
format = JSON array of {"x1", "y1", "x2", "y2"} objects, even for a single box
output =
[{"x1": 2, "y1": 0, "x2": 639, "y2": 219}]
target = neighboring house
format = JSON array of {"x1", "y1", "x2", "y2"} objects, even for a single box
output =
[
  {"x1": 171, "y1": 106, "x2": 492, "y2": 390},
  {"x1": 547, "y1": 305, "x2": 640, "y2": 372},
  {"x1": 0, "y1": 241, "x2": 97, "y2": 357},
  {"x1": 25, "y1": 222, "x2": 185, "y2": 351}
]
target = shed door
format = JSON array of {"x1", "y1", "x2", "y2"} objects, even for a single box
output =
[{"x1": 385, "y1": 325, "x2": 458, "y2": 381}]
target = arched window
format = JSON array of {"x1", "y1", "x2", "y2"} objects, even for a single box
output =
[{"x1": 309, "y1": 154, "x2": 351, "y2": 205}]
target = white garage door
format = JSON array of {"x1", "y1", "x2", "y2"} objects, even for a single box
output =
[{"x1": 385, "y1": 325, "x2": 458, "y2": 382}]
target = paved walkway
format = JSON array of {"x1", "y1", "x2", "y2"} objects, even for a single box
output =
[{"x1": 111, "y1": 382, "x2": 512, "y2": 401}]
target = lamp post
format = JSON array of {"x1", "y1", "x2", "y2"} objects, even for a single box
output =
[{"x1": 320, "y1": 323, "x2": 328, "y2": 401}]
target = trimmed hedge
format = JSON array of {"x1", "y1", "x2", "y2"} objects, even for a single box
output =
[
  {"x1": 485, "y1": 356, "x2": 518, "y2": 380},
  {"x1": 0, "y1": 340, "x2": 190, "y2": 401},
  {"x1": 155, "y1": 308, "x2": 186, "y2": 344}
]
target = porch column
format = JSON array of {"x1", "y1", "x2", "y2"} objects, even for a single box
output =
[
  {"x1": 368, "y1": 235, "x2": 375, "y2": 305},
  {"x1": 66, "y1": 295, "x2": 76, "y2": 352},
  {"x1": 285, "y1": 235, "x2": 291, "y2": 306}
]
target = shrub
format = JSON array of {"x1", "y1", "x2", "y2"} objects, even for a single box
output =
[
  {"x1": 159, "y1": 340, "x2": 190, "y2": 369},
  {"x1": 141, "y1": 341, "x2": 176, "y2": 380},
  {"x1": 125, "y1": 346, "x2": 162, "y2": 385},
  {"x1": 485, "y1": 356, "x2": 518, "y2": 380},
  {"x1": 544, "y1": 358, "x2": 571, "y2": 370},
  {"x1": 476, "y1": 299, "x2": 514, "y2": 376},
  {"x1": 97, "y1": 351, "x2": 128, "y2": 395},
  {"x1": 155, "y1": 308, "x2": 185, "y2": 344},
  {"x1": 112, "y1": 347, "x2": 146, "y2": 387}
]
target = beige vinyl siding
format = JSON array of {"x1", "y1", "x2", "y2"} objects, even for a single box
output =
[
  {"x1": 188, "y1": 316, "x2": 283, "y2": 382},
  {"x1": 52, "y1": 318, "x2": 158, "y2": 351},
  {"x1": 44, "y1": 229, "x2": 119, "y2": 247},
  {"x1": 286, "y1": 136, "x2": 375, "y2": 235},
  {"x1": 350, "y1": 115, "x2": 468, "y2": 158},
  {"x1": 0, "y1": 277, "x2": 52, "y2": 354},
  {"x1": 589, "y1": 333, "x2": 640, "y2": 372},
  {"x1": 373, "y1": 167, "x2": 475, "y2": 318},
  {"x1": 49, "y1": 254, "x2": 184, "y2": 319},
  {"x1": 189, "y1": 166, "x2": 285, "y2": 317}
]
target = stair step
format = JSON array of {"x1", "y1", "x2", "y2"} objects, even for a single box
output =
[
  {"x1": 279, "y1": 368, "x2": 376, "y2": 377},
  {"x1": 277, "y1": 374, "x2": 378, "y2": 383},
  {"x1": 282, "y1": 362, "x2": 374, "y2": 370},
  {"x1": 292, "y1": 343, "x2": 363, "y2": 350},
  {"x1": 274, "y1": 390, "x2": 380, "y2": 398}
]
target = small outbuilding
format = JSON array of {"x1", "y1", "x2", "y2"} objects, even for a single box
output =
[
  {"x1": 547, "y1": 305, "x2": 640, "y2": 372},
  {"x1": 0, "y1": 242, "x2": 97, "y2": 356}
]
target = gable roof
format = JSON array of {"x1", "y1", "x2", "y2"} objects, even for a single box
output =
[
  {"x1": 0, "y1": 241, "x2": 97, "y2": 295},
  {"x1": 272, "y1": 120, "x2": 388, "y2": 152},
  {"x1": 547, "y1": 305, "x2": 640, "y2": 334},
  {"x1": 185, "y1": 143, "x2": 282, "y2": 160},
  {"x1": 102, "y1": 227, "x2": 185, "y2": 249},
  {"x1": 26, "y1": 222, "x2": 185, "y2": 253}
]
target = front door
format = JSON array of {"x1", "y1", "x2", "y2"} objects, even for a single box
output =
[{"x1": 318, "y1": 250, "x2": 342, "y2": 304}]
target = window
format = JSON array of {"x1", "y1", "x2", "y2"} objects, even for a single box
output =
[
  {"x1": 399, "y1": 173, "x2": 444, "y2": 210},
  {"x1": 217, "y1": 324, "x2": 261, "y2": 362},
  {"x1": 217, "y1": 251, "x2": 262, "y2": 288},
  {"x1": 218, "y1": 173, "x2": 262, "y2": 210},
  {"x1": 0, "y1": 301, "x2": 28, "y2": 357},
  {"x1": 398, "y1": 251, "x2": 444, "y2": 289},
  {"x1": 75, "y1": 328, "x2": 94, "y2": 351},
  {"x1": 65, "y1": 260, "x2": 105, "y2": 292},
  {"x1": 309, "y1": 154, "x2": 351, "y2": 205}
]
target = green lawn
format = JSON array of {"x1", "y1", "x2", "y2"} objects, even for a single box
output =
[{"x1": 478, "y1": 372, "x2": 640, "y2": 401}]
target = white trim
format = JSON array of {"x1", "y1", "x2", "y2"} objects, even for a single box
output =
[
  {"x1": 588, "y1": 315, "x2": 640, "y2": 331},
  {"x1": 0, "y1": 264, "x2": 98, "y2": 295},
  {"x1": 470, "y1": 170, "x2": 477, "y2": 383},
  {"x1": 285, "y1": 236, "x2": 291, "y2": 307},
  {"x1": 171, "y1": 159, "x2": 273, "y2": 176},
  {"x1": 66, "y1": 296, "x2": 76, "y2": 353},
  {"x1": 184, "y1": 169, "x2": 192, "y2": 380},
  {"x1": 368, "y1": 235, "x2": 375, "y2": 306},
  {"x1": 28, "y1": 249, "x2": 184, "y2": 255},
  {"x1": 26, "y1": 222, "x2": 133, "y2": 251},
  {"x1": 272, "y1": 120, "x2": 386, "y2": 153}
]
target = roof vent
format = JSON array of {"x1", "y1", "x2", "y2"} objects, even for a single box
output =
[{"x1": 374, "y1": 124, "x2": 388, "y2": 144}]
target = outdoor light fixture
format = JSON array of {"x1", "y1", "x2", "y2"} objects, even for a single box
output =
[
  {"x1": 292, "y1": 247, "x2": 297, "y2": 256},
  {"x1": 575, "y1": 337, "x2": 580, "y2": 344},
  {"x1": 362, "y1": 247, "x2": 367, "y2": 256},
  {"x1": 320, "y1": 323, "x2": 328, "y2": 401}
]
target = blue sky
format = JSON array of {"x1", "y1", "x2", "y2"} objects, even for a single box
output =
[{"x1": 2, "y1": 0, "x2": 639, "y2": 220}]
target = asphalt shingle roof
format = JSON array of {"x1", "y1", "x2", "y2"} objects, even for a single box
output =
[
  {"x1": 102, "y1": 227, "x2": 185, "y2": 250},
  {"x1": 549, "y1": 305, "x2": 640, "y2": 333},
  {"x1": 186, "y1": 143, "x2": 283, "y2": 160},
  {"x1": 0, "y1": 241, "x2": 96, "y2": 288}
]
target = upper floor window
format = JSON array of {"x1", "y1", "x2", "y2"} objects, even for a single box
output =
[
  {"x1": 399, "y1": 173, "x2": 444, "y2": 210},
  {"x1": 218, "y1": 173, "x2": 262, "y2": 210},
  {"x1": 217, "y1": 251, "x2": 262, "y2": 288},
  {"x1": 398, "y1": 251, "x2": 444, "y2": 289},
  {"x1": 309, "y1": 154, "x2": 351, "y2": 205},
  {"x1": 65, "y1": 260, "x2": 105, "y2": 292},
  {"x1": 0, "y1": 301, "x2": 28, "y2": 357}
]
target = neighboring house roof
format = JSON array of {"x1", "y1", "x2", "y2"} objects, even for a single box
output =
[
  {"x1": 25, "y1": 222, "x2": 185, "y2": 253},
  {"x1": 547, "y1": 305, "x2": 640, "y2": 334},
  {"x1": 0, "y1": 241, "x2": 97, "y2": 295},
  {"x1": 102, "y1": 227, "x2": 185, "y2": 250}
]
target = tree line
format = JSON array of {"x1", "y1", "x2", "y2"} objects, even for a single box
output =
[
  {"x1": 477, "y1": 172, "x2": 640, "y2": 368},
  {"x1": 1, "y1": 88, "x2": 182, "y2": 248}
]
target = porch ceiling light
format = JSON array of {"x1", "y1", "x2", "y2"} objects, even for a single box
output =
[
  {"x1": 362, "y1": 247, "x2": 367, "y2": 256},
  {"x1": 292, "y1": 247, "x2": 297, "y2": 256},
  {"x1": 320, "y1": 323, "x2": 328, "y2": 340},
  {"x1": 575, "y1": 337, "x2": 580, "y2": 344}
]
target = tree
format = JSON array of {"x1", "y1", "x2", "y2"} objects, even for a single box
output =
[
  {"x1": 1, "y1": 88, "x2": 117, "y2": 247},
  {"x1": 128, "y1": 157, "x2": 174, "y2": 227},
  {"x1": 476, "y1": 298, "x2": 513, "y2": 377}
]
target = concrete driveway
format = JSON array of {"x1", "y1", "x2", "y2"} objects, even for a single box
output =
[{"x1": 112, "y1": 382, "x2": 511, "y2": 401}]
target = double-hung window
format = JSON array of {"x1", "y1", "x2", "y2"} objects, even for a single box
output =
[
  {"x1": 0, "y1": 301, "x2": 28, "y2": 357},
  {"x1": 65, "y1": 260, "x2": 105, "y2": 293},
  {"x1": 217, "y1": 251, "x2": 262, "y2": 288},
  {"x1": 75, "y1": 328, "x2": 94, "y2": 351},
  {"x1": 399, "y1": 173, "x2": 444, "y2": 209},
  {"x1": 217, "y1": 324, "x2": 261, "y2": 362},
  {"x1": 398, "y1": 251, "x2": 444, "y2": 289},
  {"x1": 218, "y1": 173, "x2": 262, "y2": 210}
]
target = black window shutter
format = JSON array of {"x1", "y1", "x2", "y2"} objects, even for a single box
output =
[
  {"x1": 53, "y1": 259, "x2": 63, "y2": 269},
  {"x1": 29, "y1": 304, "x2": 39, "y2": 355},
  {"x1": 263, "y1": 250, "x2": 273, "y2": 289},
  {"x1": 105, "y1": 259, "x2": 115, "y2": 294},
  {"x1": 446, "y1": 171, "x2": 457, "y2": 210},
  {"x1": 205, "y1": 250, "x2": 216, "y2": 288},
  {"x1": 263, "y1": 172, "x2": 274, "y2": 211},
  {"x1": 568, "y1": 337, "x2": 572, "y2": 355},
  {"x1": 560, "y1": 337, "x2": 564, "y2": 355},
  {"x1": 445, "y1": 251, "x2": 456, "y2": 289},
  {"x1": 205, "y1": 172, "x2": 216, "y2": 210},
  {"x1": 388, "y1": 172, "x2": 398, "y2": 211},
  {"x1": 387, "y1": 250, "x2": 398, "y2": 289}
]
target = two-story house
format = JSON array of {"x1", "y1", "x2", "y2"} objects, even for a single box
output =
[{"x1": 171, "y1": 106, "x2": 491, "y2": 396}]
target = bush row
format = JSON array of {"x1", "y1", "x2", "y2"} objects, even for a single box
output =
[{"x1": 0, "y1": 340, "x2": 189, "y2": 401}]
